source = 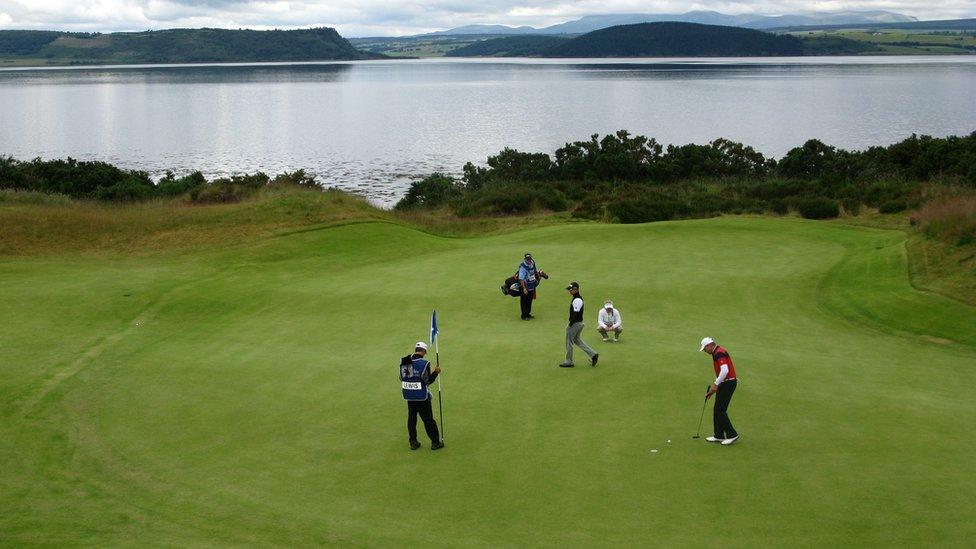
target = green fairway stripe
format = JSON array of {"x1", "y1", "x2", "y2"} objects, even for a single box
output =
[{"x1": 2, "y1": 217, "x2": 974, "y2": 545}]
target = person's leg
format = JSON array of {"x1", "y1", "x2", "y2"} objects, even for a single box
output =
[
  {"x1": 713, "y1": 382, "x2": 735, "y2": 438},
  {"x1": 563, "y1": 324, "x2": 575, "y2": 365},
  {"x1": 598, "y1": 327, "x2": 608, "y2": 341},
  {"x1": 418, "y1": 399, "x2": 441, "y2": 442},
  {"x1": 407, "y1": 402, "x2": 419, "y2": 442},
  {"x1": 716, "y1": 381, "x2": 738, "y2": 438},
  {"x1": 614, "y1": 327, "x2": 622, "y2": 341},
  {"x1": 712, "y1": 393, "x2": 724, "y2": 439},
  {"x1": 520, "y1": 291, "x2": 532, "y2": 319},
  {"x1": 572, "y1": 324, "x2": 597, "y2": 358}
]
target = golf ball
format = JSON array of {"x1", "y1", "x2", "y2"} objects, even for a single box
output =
[
  {"x1": 668, "y1": 440, "x2": 671, "y2": 443},
  {"x1": 651, "y1": 449, "x2": 658, "y2": 453}
]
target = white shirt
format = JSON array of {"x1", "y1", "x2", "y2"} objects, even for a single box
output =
[
  {"x1": 598, "y1": 308, "x2": 622, "y2": 329},
  {"x1": 715, "y1": 364, "x2": 729, "y2": 385},
  {"x1": 571, "y1": 297, "x2": 584, "y2": 312}
]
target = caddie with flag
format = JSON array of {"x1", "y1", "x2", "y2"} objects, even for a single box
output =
[{"x1": 399, "y1": 340, "x2": 444, "y2": 451}]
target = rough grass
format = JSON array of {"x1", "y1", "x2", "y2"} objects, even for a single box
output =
[
  {"x1": 0, "y1": 188, "x2": 568, "y2": 257},
  {"x1": 0, "y1": 188, "x2": 387, "y2": 257},
  {"x1": 915, "y1": 194, "x2": 976, "y2": 246},
  {"x1": 903, "y1": 193, "x2": 976, "y2": 304},
  {"x1": 1, "y1": 216, "x2": 973, "y2": 545},
  {"x1": 0, "y1": 189, "x2": 73, "y2": 206}
]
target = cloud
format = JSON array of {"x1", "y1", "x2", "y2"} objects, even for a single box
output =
[{"x1": 0, "y1": 0, "x2": 972, "y2": 35}]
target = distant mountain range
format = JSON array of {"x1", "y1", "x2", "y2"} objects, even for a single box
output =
[
  {"x1": 444, "y1": 22, "x2": 878, "y2": 58},
  {"x1": 421, "y1": 10, "x2": 918, "y2": 36}
]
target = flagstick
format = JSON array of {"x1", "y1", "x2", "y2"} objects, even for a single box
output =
[{"x1": 435, "y1": 329, "x2": 444, "y2": 442}]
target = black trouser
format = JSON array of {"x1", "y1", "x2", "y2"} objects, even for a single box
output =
[
  {"x1": 407, "y1": 399, "x2": 440, "y2": 443},
  {"x1": 713, "y1": 379, "x2": 738, "y2": 439},
  {"x1": 520, "y1": 289, "x2": 535, "y2": 318}
]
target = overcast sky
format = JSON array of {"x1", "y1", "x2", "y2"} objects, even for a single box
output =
[{"x1": 0, "y1": 1, "x2": 973, "y2": 36}]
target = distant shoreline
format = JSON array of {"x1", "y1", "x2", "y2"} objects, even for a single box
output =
[{"x1": 3, "y1": 54, "x2": 976, "y2": 71}]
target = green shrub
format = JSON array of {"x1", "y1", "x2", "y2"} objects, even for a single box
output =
[
  {"x1": 485, "y1": 148, "x2": 552, "y2": 182},
  {"x1": 14, "y1": 157, "x2": 152, "y2": 198},
  {"x1": 842, "y1": 198, "x2": 862, "y2": 216},
  {"x1": 607, "y1": 198, "x2": 689, "y2": 224},
  {"x1": 395, "y1": 173, "x2": 460, "y2": 210},
  {"x1": 456, "y1": 185, "x2": 567, "y2": 217},
  {"x1": 271, "y1": 169, "x2": 321, "y2": 190},
  {"x1": 157, "y1": 171, "x2": 206, "y2": 197},
  {"x1": 879, "y1": 199, "x2": 908, "y2": 214},
  {"x1": 796, "y1": 197, "x2": 839, "y2": 220},
  {"x1": 92, "y1": 176, "x2": 155, "y2": 202},
  {"x1": 190, "y1": 173, "x2": 269, "y2": 204},
  {"x1": 769, "y1": 198, "x2": 789, "y2": 215}
]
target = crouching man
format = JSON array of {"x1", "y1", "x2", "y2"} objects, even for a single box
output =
[
  {"x1": 598, "y1": 301, "x2": 623, "y2": 342},
  {"x1": 399, "y1": 341, "x2": 444, "y2": 451}
]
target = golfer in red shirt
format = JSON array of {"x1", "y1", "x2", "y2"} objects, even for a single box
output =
[{"x1": 700, "y1": 337, "x2": 739, "y2": 445}]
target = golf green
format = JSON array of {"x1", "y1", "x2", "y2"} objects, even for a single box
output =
[{"x1": 2, "y1": 217, "x2": 974, "y2": 545}]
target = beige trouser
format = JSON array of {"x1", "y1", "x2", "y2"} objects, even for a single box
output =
[
  {"x1": 565, "y1": 322, "x2": 597, "y2": 364},
  {"x1": 598, "y1": 326, "x2": 623, "y2": 338}
]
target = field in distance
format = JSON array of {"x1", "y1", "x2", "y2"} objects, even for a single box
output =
[{"x1": 787, "y1": 28, "x2": 976, "y2": 54}]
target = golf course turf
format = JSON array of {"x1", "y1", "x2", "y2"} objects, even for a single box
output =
[{"x1": 2, "y1": 216, "x2": 974, "y2": 545}]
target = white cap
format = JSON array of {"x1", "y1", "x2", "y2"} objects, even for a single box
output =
[
  {"x1": 604, "y1": 301, "x2": 613, "y2": 309},
  {"x1": 415, "y1": 341, "x2": 428, "y2": 351},
  {"x1": 699, "y1": 337, "x2": 715, "y2": 352}
]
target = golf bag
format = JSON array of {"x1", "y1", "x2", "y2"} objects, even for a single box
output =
[{"x1": 502, "y1": 274, "x2": 521, "y2": 297}]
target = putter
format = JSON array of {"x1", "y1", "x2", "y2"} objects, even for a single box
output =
[{"x1": 692, "y1": 385, "x2": 709, "y2": 439}]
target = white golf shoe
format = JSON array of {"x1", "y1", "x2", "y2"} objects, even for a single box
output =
[
  {"x1": 705, "y1": 436, "x2": 724, "y2": 443},
  {"x1": 721, "y1": 436, "x2": 739, "y2": 446}
]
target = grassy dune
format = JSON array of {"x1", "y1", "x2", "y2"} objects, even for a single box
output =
[{"x1": 1, "y1": 191, "x2": 974, "y2": 545}]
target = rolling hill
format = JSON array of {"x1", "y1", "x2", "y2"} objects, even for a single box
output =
[
  {"x1": 0, "y1": 27, "x2": 380, "y2": 66},
  {"x1": 447, "y1": 22, "x2": 855, "y2": 58},
  {"x1": 550, "y1": 22, "x2": 806, "y2": 57}
]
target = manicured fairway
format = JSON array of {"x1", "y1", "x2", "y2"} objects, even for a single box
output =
[{"x1": 2, "y1": 217, "x2": 974, "y2": 546}]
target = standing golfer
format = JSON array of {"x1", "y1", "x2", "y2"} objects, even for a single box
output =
[
  {"x1": 559, "y1": 282, "x2": 599, "y2": 367},
  {"x1": 700, "y1": 337, "x2": 739, "y2": 445},
  {"x1": 517, "y1": 253, "x2": 548, "y2": 320},
  {"x1": 399, "y1": 342, "x2": 444, "y2": 450},
  {"x1": 597, "y1": 301, "x2": 623, "y2": 342}
]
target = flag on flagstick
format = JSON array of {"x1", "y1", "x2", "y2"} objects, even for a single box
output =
[
  {"x1": 430, "y1": 310, "x2": 438, "y2": 346},
  {"x1": 431, "y1": 310, "x2": 444, "y2": 441}
]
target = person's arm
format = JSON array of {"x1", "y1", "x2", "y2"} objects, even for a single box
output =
[
  {"x1": 518, "y1": 265, "x2": 529, "y2": 292},
  {"x1": 598, "y1": 309, "x2": 607, "y2": 327},
  {"x1": 572, "y1": 298, "x2": 584, "y2": 312},
  {"x1": 421, "y1": 363, "x2": 441, "y2": 384},
  {"x1": 612, "y1": 311, "x2": 622, "y2": 329}
]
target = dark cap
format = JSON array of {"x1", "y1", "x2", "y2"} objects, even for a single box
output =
[
  {"x1": 566, "y1": 281, "x2": 579, "y2": 290},
  {"x1": 524, "y1": 252, "x2": 533, "y2": 259}
]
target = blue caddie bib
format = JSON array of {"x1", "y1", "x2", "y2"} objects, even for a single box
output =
[
  {"x1": 521, "y1": 261, "x2": 539, "y2": 290},
  {"x1": 400, "y1": 356, "x2": 430, "y2": 401}
]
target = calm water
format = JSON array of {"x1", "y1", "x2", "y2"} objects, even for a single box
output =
[{"x1": 2, "y1": 56, "x2": 975, "y2": 206}]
